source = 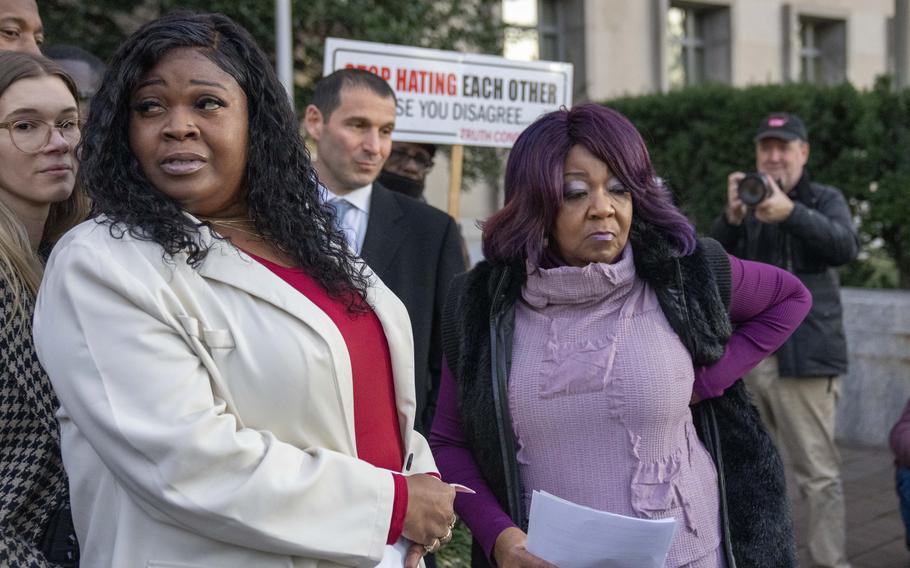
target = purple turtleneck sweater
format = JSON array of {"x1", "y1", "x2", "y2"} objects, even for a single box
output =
[{"x1": 430, "y1": 251, "x2": 810, "y2": 563}]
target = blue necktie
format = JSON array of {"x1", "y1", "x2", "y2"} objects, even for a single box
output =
[{"x1": 329, "y1": 198, "x2": 354, "y2": 246}]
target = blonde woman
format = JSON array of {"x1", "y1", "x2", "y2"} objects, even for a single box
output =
[{"x1": 0, "y1": 51, "x2": 87, "y2": 565}]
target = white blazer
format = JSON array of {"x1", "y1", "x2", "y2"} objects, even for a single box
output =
[{"x1": 33, "y1": 218, "x2": 437, "y2": 568}]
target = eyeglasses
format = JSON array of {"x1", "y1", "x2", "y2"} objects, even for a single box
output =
[
  {"x1": 0, "y1": 118, "x2": 84, "y2": 153},
  {"x1": 387, "y1": 147, "x2": 434, "y2": 171}
]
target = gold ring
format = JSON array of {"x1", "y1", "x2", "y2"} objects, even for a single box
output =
[
  {"x1": 440, "y1": 525, "x2": 453, "y2": 545},
  {"x1": 423, "y1": 538, "x2": 441, "y2": 554}
]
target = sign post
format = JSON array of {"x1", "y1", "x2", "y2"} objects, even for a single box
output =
[
  {"x1": 274, "y1": 0, "x2": 293, "y2": 104},
  {"x1": 323, "y1": 38, "x2": 573, "y2": 217}
]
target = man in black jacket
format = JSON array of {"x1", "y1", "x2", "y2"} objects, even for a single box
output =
[{"x1": 711, "y1": 112, "x2": 858, "y2": 568}]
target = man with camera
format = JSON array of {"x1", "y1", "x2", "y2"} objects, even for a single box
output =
[{"x1": 711, "y1": 112, "x2": 858, "y2": 568}]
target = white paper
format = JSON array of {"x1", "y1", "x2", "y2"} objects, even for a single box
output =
[
  {"x1": 374, "y1": 538, "x2": 411, "y2": 568},
  {"x1": 526, "y1": 490, "x2": 678, "y2": 568}
]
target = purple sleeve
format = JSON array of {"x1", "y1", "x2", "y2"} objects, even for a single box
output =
[
  {"x1": 693, "y1": 255, "x2": 811, "y2": 399},
  {"x1": 429, "y1": 357, "x2": 516, "y2": 559}
]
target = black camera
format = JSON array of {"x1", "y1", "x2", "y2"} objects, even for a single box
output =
[{"x1": 737, "y1": 173, "x2": 772, "y2": 206}]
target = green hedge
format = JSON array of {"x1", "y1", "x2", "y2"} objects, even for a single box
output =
[{"x1": 605, "y1": 79, "x2": 910, "y2": 288}]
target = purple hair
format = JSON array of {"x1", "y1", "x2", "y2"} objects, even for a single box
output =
[{"x1": 482, "y1": 103, "x2": 696, "y2": 265}]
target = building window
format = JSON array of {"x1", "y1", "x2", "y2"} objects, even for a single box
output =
[
  {"x1": 798, "y1": 16, "x2": 846, "y2": 85},
  {"x1": 501, "y1": 0, "x2": 568, "y2": 63},
  {"x1": 667, "y1": 3, "x2": 731, "y2": 89},
  {"x1": 503, "y1": 0, "x2": 539, "y2": 61},
  {"x1": 537, "y1": 0, "x2": 560, "y2": 61},
  {"x1": 502, "y1": 0, "x2": 587, "y2": 100}
]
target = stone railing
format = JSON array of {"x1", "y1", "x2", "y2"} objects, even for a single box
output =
[{"x1": 836, "y1": 287, "x2": 910, "y2": 447}]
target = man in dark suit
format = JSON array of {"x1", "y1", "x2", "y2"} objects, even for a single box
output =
[{"x1": 304, "y1": 69, "x2": 466, "y2": 437}]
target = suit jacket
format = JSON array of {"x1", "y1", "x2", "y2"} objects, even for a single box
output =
[
  {"x1": 360, "y1": 183, "x2": 467, "y2": 435},
  {"x1": 33, "y1": 218, "x2": 436, "y2": 568}
]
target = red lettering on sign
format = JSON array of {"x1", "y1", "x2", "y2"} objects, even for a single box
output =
[{"x1": 395, "y1": 69, "x2": 458, "y2": 96}]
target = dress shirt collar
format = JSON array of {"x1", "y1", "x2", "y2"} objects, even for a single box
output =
[{"x1": 321, "y1": 183, "x2": 373, "y2": 215}]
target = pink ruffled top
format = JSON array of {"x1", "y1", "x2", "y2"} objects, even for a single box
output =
[{"x1": 512, "y1": 247, "x2": 721, "y2": 565}]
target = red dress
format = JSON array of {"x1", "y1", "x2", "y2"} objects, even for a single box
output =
[{"x1": 249, "y1": 253, "x2": 407, "y2": 543}]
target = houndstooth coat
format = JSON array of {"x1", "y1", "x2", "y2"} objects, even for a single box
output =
[{"x1": 0, "y1": 276, "x2": 70, "y2": 566}]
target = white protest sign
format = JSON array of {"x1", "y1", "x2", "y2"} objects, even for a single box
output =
[{"x1": 323, "y1": 38, "x2": 573, "y2": 149}]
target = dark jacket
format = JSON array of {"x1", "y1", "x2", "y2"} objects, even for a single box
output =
[
  {"x1": 710, "y1": 172, "x2": 858, "y2": 377},
  {"x1": 360, "y1": 182, "x2": 467, "y2": 435},
  {"x1": 442, "y1": 223, "x2": 795, "y2": 567}
]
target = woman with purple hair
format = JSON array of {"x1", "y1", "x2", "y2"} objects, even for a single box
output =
[{"x1": 430, "y1": 103, "x2": 810, "y2": 567}]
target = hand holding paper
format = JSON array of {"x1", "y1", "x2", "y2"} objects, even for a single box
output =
[
  {"x1": 493, "y1": 527, "x2": 559, "y2": 568},
  {"x1": 525, "y1": 491, "x2": 677, "y2": 568}
]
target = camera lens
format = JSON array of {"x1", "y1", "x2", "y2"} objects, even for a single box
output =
[{"x1": 737, "y1": 173, "x2": 770, "y2": 206}]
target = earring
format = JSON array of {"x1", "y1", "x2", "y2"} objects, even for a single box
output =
[{"x1": 543, "y1": 235, "x2": 549, "y2": 247}]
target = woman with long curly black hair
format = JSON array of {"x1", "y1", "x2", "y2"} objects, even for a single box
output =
[{"x1": 32, "y1": 11, "x2": 454, "y2": 568}]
